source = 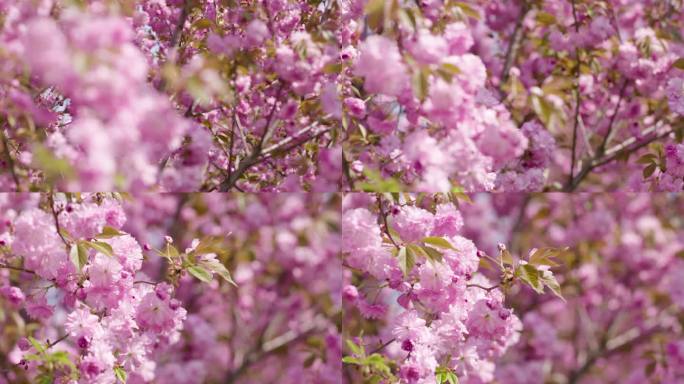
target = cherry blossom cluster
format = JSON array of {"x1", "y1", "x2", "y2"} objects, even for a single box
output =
[
  {"x1": 460, "y1": 193, "x2": 684, "y2": 383},
  {"x1": 0, "y1": 0, "x2": 341, "y2": 192},
  {"x1": 120, "y1": 193, "x2": 342, "y2": 383},
  {"x1": 0, "y1": 193, "x2": 187, "y2": 383},
  {"x1": 476, "y1": 0, "x2": 684, "y2": 191},
  {"x1": 343, "y1": 2, "x2": 534, "y2": 192},
  {"x1": 342, "y1": 0, "x2": 684, "y2": 192},
  {"x1": 1, "y1": 0, "x2": 684, "y2": 191},
  {"x1": 0, "y1": 192, "x2": 341, "y2": 384},
  {"x1": 342, "y1": 193, "x2": 564, "y2": 383}
]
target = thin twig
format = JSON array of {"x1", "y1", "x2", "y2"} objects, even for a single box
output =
[
  {"x1": 500, "y1": 2, "x2": 530, "y2": 89},
  {"x1": 224, "y1": 317, "x2": 326, "y2": 383},
  {"x1": 567, "y1": 323, "x2": 663, "y2": 384},
  {"x1": 564, "y1": 120, "x2": 672, "y2": 191},
  {"x1": 597, "y1": 80, "x2": 629, "y2": 155},
  {"x1": 369, "y1": 338, "x2": 396, "y2": 354},
  {"x1": 48, "y1": 193, "x2": 69, "y2": 247},
  {"x1": 376, "y1": 194, "x2": 400, "y2": 249},
  {"x1": 567, "y1": 0, "x2": 582, "y2": 189},
  {"x1": 46, "y1": 333, "x2": 70, "y2": 349},
  {"x1": 0, "y1": 129, "x2": 20, "y2": 191},
  {"x1": 0, "y1": 262, "x2": 36, "y2": 275},
  {"x1": 466, "y1": 283, "x2": 500, "y2": 292},
  {"x1": 218, "y1": 84, "x2": 283, "y2": 191},
  {"x1": 156, "y1": 0, "x2": 190, "y2": 92}
]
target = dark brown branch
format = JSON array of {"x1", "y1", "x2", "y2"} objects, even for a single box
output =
[
  {"x1": 0, "y1": 129, "x2": 20, "y2": 191},
  {"x1": 224, "y1": 318, "x2": 326, "y2": 383},
  {"x1": 218, "y1": 85, "x2": 283, "y2": 191},
  {"x1": 567, "y1": 324, "x2": 663, "y2": 384},
  {"x1": 564, "y1": 121, "x2": 672, "y2": 191},
  {"x1": 0, "y1": 262, "x2": 36, "y2": 275},
  {"x1": 47, "y1": 193, "x2": 69, "y2": 247},
  {"x1": 567, "y1": 0, "x2": 582, "y2": 189},
  {"x1": 466, "y1": 283, "x2": 500, "y2": 292},
  {"x1": 500, "y1": 2, "x2": 530, "y2": 88},
  {"x1": 155, "y1": 0, "x2": 190, "y2": 92},
  {"x1": 596, "y1": 80, "x2": 629, "y2": 155},
  {"x1": 369, "y1": 338, "x2": 395, "y2": 354},
  {"x1": 46, "y1": 333, "x2": 70, "y2": 349},
  {"x1": 376, "y1": 194, "x2": 400, "y2": 249}
]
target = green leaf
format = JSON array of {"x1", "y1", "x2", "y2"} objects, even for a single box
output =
[
  {"x1": 528, "y1": 248, "x2": 561, "y2": 267},
  {"x1": 199, "y1": 259, "x2": 237, "y2": 286},
  {"x1": 70, "y1": 244, "x2": 80, "y2": 270},
  {"x1": 162, "y1": 243, "x2": 180, "y2": 259},
  {"x1": 422, "y1": 236, "x2": 455, "y2": 250},
  {"x1": 535, "y1": 11, "x2": 556, "y2": 26},
  {"x1": 187, "y1": 265, "x2": 212, "y2": 282},
  {"x1": 436, "y1": 63, "x2": 461, "y2": 82},
  {"x1": 192, "y1": 18, "x2": 213, "y2": 30},
  {"x1": 192, "y1": 236, "x2": 226, "y2": 255},
  {"x1": 36, "y1": 374, "x2": 53, "y2": 384},
  {"x1": 322, "y1": 62, "x2": 343, "y2": 74},
  {"x1": 453, "y1": 2, "x2": 480, "y2": 19},
  {"x1": 422, "y1": 246, "x2": 444, "y2": 262},
  {"x1": 673, "y1": 58, "x2": 684, "y2": 70},
  {"x1": 412, "y1": 68, "x2": 430, "y2": 101},
  {"x1": 28, "y1": 336, "x2": 46, "y2": 353},
  {"x1": 96, "y1": 226, "x2": 125, "y2": 239},
  {"x1": 70, "y1": 243, "x2": 88, "y2": 271},
  {"x1": 642, "y1": 163, "x2": 657, "y2": 179},
  {"x1": 342, "y1": 356, "x2": 362, "y2": 365},
  {"x1": 436, "y1": 366, "x2": 459, "y2": 384},
  {"x1": 114, "y1": 366, "x2": 127, "y2": 383},
  {"x1": 22, "y1": 353, "x2": 41, "y2": 361},
  {"x1": 366, "y1": 353, "x2": 392, "y2": 376},
  {"x1": 48, "y1": 351, "x2": 76, "y2": 371},
  {"x1": 540, "y1": 274, "x2": 565, "y2": 301},
  {"x1": 517, "y1": 264, "x2": 544, "y2": 293},
  {"x1": 87, "y1": 241, "x2": 114, "y2": 257},
  {"x1": 32, "y1": 144, "x2": 75, "y2": 183},
  {"x1": 530, "y1": 93, "x2": 557, "y2": 130},
  {"x1": 345, "y1": 339, "x2": 364, "y2": 356},
  {"x1": 407, "y1": 243, "x2": 430, "y2": 260},
  {"x1": 636, "y1": 154, "x2": 657, "y2": 164},
  {"x1": 449, "y1": 187, "x2": 472, "y2": 204},
  {"x1": 398, "y1": 8, "x2": 416, "y2": 30},
  {"x1": 500, "y1": 248, "x2": 514, "y2": 266},
  {"x1": 365, "y1": 0, "x2": 386, "y2": 31},
  {"x1": 358, "y1": 169, "x2": 402, "y2": 192},
  {"x1": 397, "y1": 246, "x2": 414, "y2": 277}
]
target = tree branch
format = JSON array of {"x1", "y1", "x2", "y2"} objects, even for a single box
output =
[
  {"x1": 567, "y1": 0, "x2": 582, "y2": 189},
  {"x1": 156, "y1": 0, "x2": 190, "y2": 92},
  {"x1": 564, "y1": 120, "x2": 672, "y2": 191},
  {"x1": 218, "y1": 85, "x2": 283, "y2": 191},
  {"x1": 0, "y1": 262, "x2": 36, "y2": 275},
  {"x1": 567, "y1": 323, "x2": 663, "y2": 384},
  {"x1": 376, "y1": 195, "x2": 400, "y2": 249},
  {"x1": 0, "y1": 129, "x2": 20, "y2": 191},
  {"x1": 466, "y1": 283, "x2": 500, "y2": 292},
  {"x1": 224, "y1": 317, "x2": 327, "y2": 383},
  {"x1": 47, "y1": 193, "x2": 69, "y2": 247},
  {"x1": 500, "y1": 2, "x2": 530, "y2": 89},
  {"x1": 596, "y1": 80, "x2": 629, "y2": 156}
]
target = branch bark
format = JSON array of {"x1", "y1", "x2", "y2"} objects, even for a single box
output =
[
  {"x1": 224, "y1": 316, "x2": 328, "y2": 383},
  {"x1": 0, "y1": 129, "x2": 20, "y2": 191},
  {"x1": 567, "y1": 0, "x2": 582, "y2": 188},
  {"x1": 564, "y1": 120, "x2": 672, "y2": 191},
  {"x1": 500, "y1": 2, "x2": 530, "y2": 89}
]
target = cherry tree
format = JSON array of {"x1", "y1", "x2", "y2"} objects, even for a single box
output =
[{"x1": 0, "y1": 192, "x2": 341, "y2": 383}]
